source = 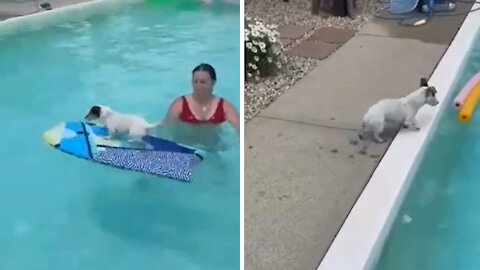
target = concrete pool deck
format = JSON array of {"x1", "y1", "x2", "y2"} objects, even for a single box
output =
[
  {"x1": 0, "y1": 0, "x2": 93, "y2": 20},
  {"x1": 245, "y1": 3, "x2": 475, "y2": 270}
]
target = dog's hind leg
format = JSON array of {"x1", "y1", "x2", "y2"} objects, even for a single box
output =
[
  {"x1": 372, "y1": 122, "x2": 385, "y2": 143},
  {"x1": 127, "y1": 137, "x2": 150, "y2": 149},
  {"x1": 358, "y1": 122, "x2": 366, "y2": 140},
  {"x1": 127, "y1": 129, "x2": 152, "y2": 149},
  {"x1": 358, "y1": 139, "x2": 370, "y2": 155},
  {"x1": 356, "y1": 123, "x2": 371, "y2": 155},
  {"x1": 373, "y1": 132, "x2": 384, "y2": 143}
]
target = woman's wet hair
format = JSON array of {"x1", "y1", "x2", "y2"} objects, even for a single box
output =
[{"x1": 192, "y1": 63, "x2": 217, "y2": 82}]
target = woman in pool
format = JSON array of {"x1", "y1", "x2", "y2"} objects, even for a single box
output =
[{"x1": 161, "y1": 63, "x2": 239, "y2": 150}]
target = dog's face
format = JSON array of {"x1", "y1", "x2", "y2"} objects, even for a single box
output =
[
  {"x1": 420, "y1": 77, "x2": 439, "y2": 106},
  {"x1": 424, "y1": 86, "x2": 439, "y2": 106},
  {"x1": 85, "y1": 105, "x2": 111, "y2": 122}
]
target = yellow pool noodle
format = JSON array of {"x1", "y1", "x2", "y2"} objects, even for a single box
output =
[{"x1": 459, "y1": 81, "x2": 480, "y2": 122}]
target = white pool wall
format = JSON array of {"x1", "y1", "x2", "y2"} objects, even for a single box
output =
[
  {"x1": 0, "y1": 0, "x2": 143, "y2": 37},
  {"x1": 317, "y1": 3, "x2": 480, "y2": 270}
]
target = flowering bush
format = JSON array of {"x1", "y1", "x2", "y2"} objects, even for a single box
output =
[{"x1": 244, "y1": 17, "x2": 283, "y2": 82}]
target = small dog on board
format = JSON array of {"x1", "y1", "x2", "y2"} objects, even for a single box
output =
[
  {"x1": 84, "y1": 105, "x2": 162, "y2": 143},
  {"x1": 358, "y1": 77, "x2": 439, "y2": 144}
]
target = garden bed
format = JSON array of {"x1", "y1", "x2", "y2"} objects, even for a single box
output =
[{"x1": 244, "y1": 0, "x2": 386, "y2": 121}]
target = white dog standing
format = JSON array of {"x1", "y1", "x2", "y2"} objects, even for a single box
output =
[
  {"x1": 84, "y1": 105, "x2": 162, "y2": 142},
  {"x1": 358, "y1": 78, "x2": 439, "y2": 143}
]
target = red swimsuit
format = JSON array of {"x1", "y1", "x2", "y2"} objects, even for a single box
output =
[{"x1": 178, "y1": 96, "x2": 226, "y2": 124}]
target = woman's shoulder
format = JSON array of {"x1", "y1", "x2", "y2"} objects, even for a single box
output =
[
  {"x1": 172, "y1": 94, "x2": 190, "y2": 103},
  {"x1": 168, "y1": 94, "x2": 189, "y2": 111},
  {"x1": 214, "y1": 95, "x2": 228, "y2": 103},
  {"x1": 216, "y1": 95, "x2": 231, "y2": 104},
  {"x1": 218, "y1": 96, "x2": 237, "y2": 111}
]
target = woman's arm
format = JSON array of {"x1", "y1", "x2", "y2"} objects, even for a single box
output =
[
  {"x1": 223, "y1": 99, "x2": 240, "y2": 136},
  {"x1": 163, "y1": 97, "x2": 182, "y2": 125}
]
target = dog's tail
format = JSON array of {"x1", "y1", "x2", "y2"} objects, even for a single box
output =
[{"x1": 146, "y1": 121, "x2": 163, "y2": 129}]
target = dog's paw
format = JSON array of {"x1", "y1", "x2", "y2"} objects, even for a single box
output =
[{"x1": 403, "y1": 123, "x2": 420, "y2": 131}]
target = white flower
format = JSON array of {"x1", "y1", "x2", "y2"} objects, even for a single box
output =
[
  {"x1": 243, "y1": 18, "x2": 285, "y2": 80},
  {"x1": 272, "y1": 46, "x2": 280, "y2": 55}
]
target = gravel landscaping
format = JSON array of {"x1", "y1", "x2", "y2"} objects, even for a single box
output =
[{"x1": 244, "y1": 0, "x2": 387, "y2": 121}]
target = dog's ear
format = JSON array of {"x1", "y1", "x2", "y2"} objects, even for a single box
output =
[
  {"x1": 420, "y1": 77, "x2": 429, "y2": 87},
  {"x1": 89, "y1": 105, "x2": 101, "y2": 117},
  {"x1": 425, "y1": 86, "x2": 437, "y2": 97}
]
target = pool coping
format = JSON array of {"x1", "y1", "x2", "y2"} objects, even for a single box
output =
[
  {"x1": 0, "y1": 0, "x2": 142, "y2": 36},
  {"x1": 316, "y1": 3, "x2": 480, "y2": 270}
]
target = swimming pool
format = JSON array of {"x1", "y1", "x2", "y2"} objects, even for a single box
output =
[
  {"x1": 372, "y1": 22, "x2": 480, "y2": 270},
  {"x1": 0, "y1": 1, "x2": 240, "y2": 269}
]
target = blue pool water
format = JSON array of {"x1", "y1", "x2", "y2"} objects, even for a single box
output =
[
  {"x1": 373, "y1": 27, "x2": 480, "y2": 269},
  {"x1": 0, "y1": 2, "x2": 240, "y2": 270}
]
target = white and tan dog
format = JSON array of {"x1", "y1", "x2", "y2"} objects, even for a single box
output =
[
  {"x1": 358, "y1": 78, "x2": 439, "y2": 143},
  {"x1": 84, "y1": 105, "x2": 161, "y2": 142}
]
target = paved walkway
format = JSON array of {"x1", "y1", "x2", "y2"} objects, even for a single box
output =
[
  {"x1": 278, "y1": 24, "x2": 356, "y2": 59},
  {"x1": 245, "y1": 3, "x2": 473, "y2": 270}
]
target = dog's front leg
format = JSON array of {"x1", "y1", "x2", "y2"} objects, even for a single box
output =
[
  {"x1": 402, "y1": 117, "x2": 420, "y2": 131},
  {"x1": 106, "y1": 129, "x2": 117, "y2": 140},
  {"x1": 402, "y1": 108, "x2": 421, "y2": 131}
]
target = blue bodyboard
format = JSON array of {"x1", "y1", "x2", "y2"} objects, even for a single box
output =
[{"x1": 44, "y1": 121, "x2": 204, "y2": 182}]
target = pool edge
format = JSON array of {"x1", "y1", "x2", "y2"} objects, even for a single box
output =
[
  {"x1": 0, "y1": 0, "x2": 143, "y2": 36},
  {"x1": 316, "y1": 4, "x2": 480, "y2": 270}
]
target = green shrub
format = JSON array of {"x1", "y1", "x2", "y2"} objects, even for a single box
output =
[{"x1": 244, "y1": 17, "x2": 283, "y2": 82}]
